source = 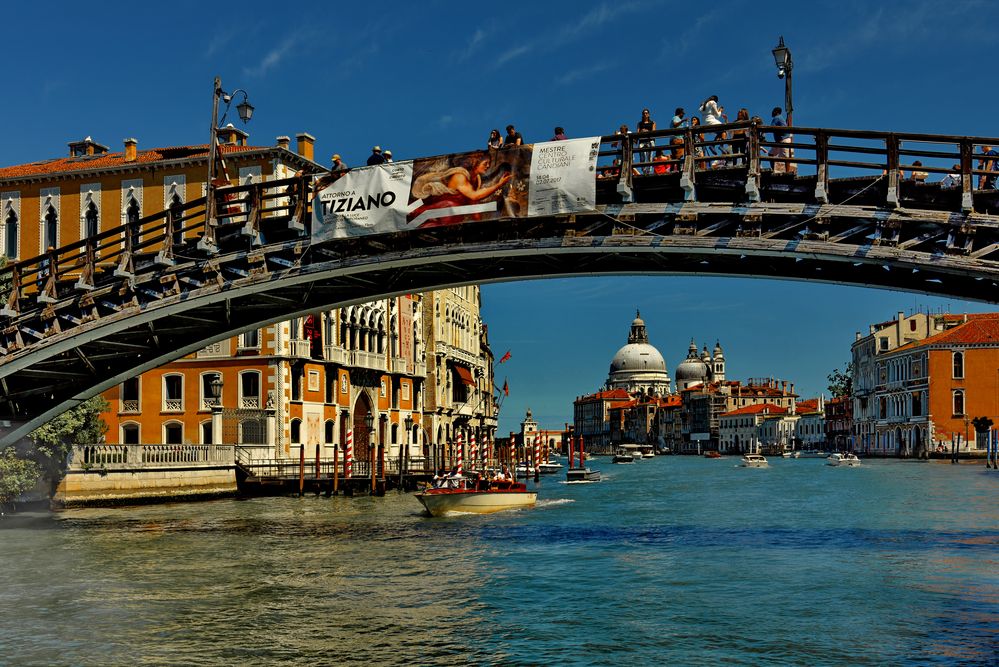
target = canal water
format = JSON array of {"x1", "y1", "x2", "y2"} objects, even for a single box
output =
[{"x1": 1, "y1": 456, "x2": 996, "y2": 666}]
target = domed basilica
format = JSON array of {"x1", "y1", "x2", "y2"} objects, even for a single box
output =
[{"x1": 605, "y1": 311, "x2": 725, "y2": 396}]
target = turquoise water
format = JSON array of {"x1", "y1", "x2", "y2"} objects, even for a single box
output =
[{"x1": 1, "y1": 456, "x2": 996, "y2": 666}]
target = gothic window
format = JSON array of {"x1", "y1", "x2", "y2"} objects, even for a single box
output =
[
  {"x1": 126, "y1": 197, "x2": 141, "y2": 249},
  {"x1": 953, "y1": 389, "x2": 965, "y2": 416},
  {"x1": 4, "y1": 209, "x2": 17, "y2": 259},
  {"x1": 325, "y1": 420, "x2": 335, "y2": 444},
  {"x1": 291, "y1": 418, "x2": 301, "y2": 443},
  {"x1": 44, "y1": 205, "x2": 58, "y2": 249},
  {"x1": 952, "y1": 352, "x2": 964, "y2": 379},
  {"x1": 85, "y1": 202, "x2": 99, "y2": 241}
]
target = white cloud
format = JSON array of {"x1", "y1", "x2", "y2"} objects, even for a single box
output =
[
  {"x1": 457, "y1": 28, "x2": 488, "y2": 62},
  {"x1": 495, "y1": 44, "x2": 533, "y2": 67},
  {"x1": 557, "y1": 62, "x2": 614, "y2": 86},
  {"x1": 243, "y1": 33, "x2": 300, "y2": 78}
]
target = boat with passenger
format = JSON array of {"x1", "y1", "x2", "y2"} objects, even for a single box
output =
[
  {"x1": 416, "y1": 476, "x2": 537, "y2": 516},
  {"x1": 612, "y1": 449, "x2": 635, "y2": 464},
  {"x1": 826, "y1": 452, "x2": 861, "y2": 467},
  {"x1": 740, "y1": 453, "x2": 769, "y2": 468},
  {"x1": 703, "y1": 450, "x2": 723, "y2": 459}
]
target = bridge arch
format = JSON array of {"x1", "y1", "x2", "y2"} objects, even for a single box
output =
[{"x1": 7, "y1": 122, "x2": 999, "y2": 446}]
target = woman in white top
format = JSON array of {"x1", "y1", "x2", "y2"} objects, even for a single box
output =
[{"x1": 699, "y1": 96, "x2": 723, "y2": 125}]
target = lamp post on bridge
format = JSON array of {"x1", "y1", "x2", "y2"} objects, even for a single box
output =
[
  {"x1": 772, "y1": 36, "x2": 793, "y2": 126},
  {"x1": 203, "y1": 77, "x2": 254, "y2": 250},
  {"x1": 365, "y1": 412, "x2": 376, "y2": 493}
]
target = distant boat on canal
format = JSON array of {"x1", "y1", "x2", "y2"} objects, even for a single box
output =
[
  {"x1": 826, "y1": 452, "x2": 861, "y2": 467},
  {"x1": 740, "y1": 454, "x2": 769, "y2": 468},
  {"x1": 415, "y1": 478, "x2": 537, "y2": 516}
]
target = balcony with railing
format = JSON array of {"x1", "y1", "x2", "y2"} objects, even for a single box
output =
[
  {"x1": 163, "y1": 398, "x2": 183, "y2": 412},
  {"x1": 68, "y1": 444, "x2": 235, "y2": 470},
  {"x1": 240, "y1": 396, "x2": 261, "y2": 409},
  {"x1": 355, "y1": 350, "x2": 387, "y2": 371},
  {"x1": 434, "y1": 342, "x2": 482, "y2": 368},
  {"x1": 325, "y1": 345, "x2": 353, "y2": 366},
  {"x1": 288, "y1": 339, "x2": 311, "y2": 359},
  {"x1": 120, "y1": 400, "x2": 140, "y2": 414}
]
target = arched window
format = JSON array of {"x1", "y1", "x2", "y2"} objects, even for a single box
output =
[
  {"x1": 953, "y1": 389, "x2": 965, "y2": 416},
  {"x1": 4, "y1": 208, "x2": 17, "y2": 259},
  {"x1": 126, "y1": 197, "x2": 141, "y2": 249},
  {"x1": 290, "y1": 418, "x2": 301, "y2": 443},
  {"x1": 325, "y1": 420, "x2": 335, "y2": 444},
  {"x1": 163, "y1": 373, "x2": 184, "y2": 411},
  {"x1": 164, "y1": 422, "x2": 183, "y2": 445},
  {"x1": 391, "y1": 423, "x2": 399, "y2": 444},
  {"x1": 240, "y1": 370, "x2": 261, "y2": 408},
  {"x1": 121, "y1": 377, "x2": 140, "y2": 413},
  {"x1": 201, "y1": 421, "x2": 212, "y2": 444},
  {"x1": 952, "y1": 351, "x2": 964, "y2": 379},
  {"x1": 44, "y1": 205, "x2": 58, "y2": 249},
  {"x1": 121, "y1": 423, "x2": 140, "y2": 445},
  {"x1": 85, "y1": 201, "x2": 99, "y2": 240}
]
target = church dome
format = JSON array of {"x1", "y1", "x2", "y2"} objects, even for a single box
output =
[
  {"x1": 675, "y1": 338, "x2": 710, "y2": 384},
  {"x1": 605, "y1": 310, "x2": 671, "y2": 394}
]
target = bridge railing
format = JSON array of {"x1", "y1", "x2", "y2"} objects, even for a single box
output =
[
  {"x1": 68, "y1": 443, "x2": 235, "y2": 470},
  {"x1": 4, "y1": 124, "x2": 999, "y2": 331},
  {"x1": 0, "y1": 175, "x2": 312, "y2": 323}
]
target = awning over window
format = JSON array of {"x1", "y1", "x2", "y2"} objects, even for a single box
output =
[{"x1": 453, "y1": 365, "x2": 476, "y2": 386}]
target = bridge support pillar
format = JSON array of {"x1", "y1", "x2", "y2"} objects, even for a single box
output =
[
  {"x1": 211, "y1": 405, "x2": 223, "y2": 446},
  {"x1": 266, "y1": 408, "x2": 277, "y2": 457}
]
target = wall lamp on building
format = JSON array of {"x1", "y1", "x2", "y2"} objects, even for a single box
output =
[{"x1": 364, "y1": 413, "x2": 375, "y2": 432}]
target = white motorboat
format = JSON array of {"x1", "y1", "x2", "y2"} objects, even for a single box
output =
[
  {"x1": 612, "y1": 449, "x2": 635, "y2": 464},
  {"x1": 515, "y1": 460, "x2": 563, "y2": 476},
  {"x1": 416, "y1": 479, "x2": 537, "y2": 516},
  {"x1": 799, "y1": 449, "x2": 830, "y2": 458},
  {"x1": 740, "y1": 454, "x2": 769, "y2": 468},
  {"x1": 781, "y1": 450, "x2": 800, "y2": 459},
  {"x1": 826, "y1": 452, "x2": 861, "y2": 467}
]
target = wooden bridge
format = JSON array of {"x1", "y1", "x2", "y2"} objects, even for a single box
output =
[{"x1": 3, "y1": 120, "x2": 999, "y2": 445}]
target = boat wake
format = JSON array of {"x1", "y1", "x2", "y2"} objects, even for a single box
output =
[
  {"x1": 561, "y1": 480, "x2": 600, "y2": 485},
  {"x1": 537, "y1": 498, "x2": 575, "y2": 508}
]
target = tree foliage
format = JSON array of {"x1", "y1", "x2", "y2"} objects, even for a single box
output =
[
  {"x1": 27, "y1": 396, "x2": 109, "y2": 481},
  {"x1": 827, "y1": 363, "x2": 854, "y2": 398},
  {"x1": 0, "y1": 450, "x2": 40, "y2": 507}
]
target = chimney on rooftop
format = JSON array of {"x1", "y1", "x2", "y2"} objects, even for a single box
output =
[
  {"x1": 296, "y1": 132, "x2": 315, "y2": 162},
  {"x1": 124, "y1": 138, "x2": 138, "y2": 162},
  {"x1": 276, "y1": 136, "x2": 291, "y2": 151}
]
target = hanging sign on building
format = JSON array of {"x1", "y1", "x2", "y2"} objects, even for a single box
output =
[{"x1": 311, "y1": 137, "x2": 600, "y2": 241}]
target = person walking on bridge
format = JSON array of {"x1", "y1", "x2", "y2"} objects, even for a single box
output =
[
  {"x1": 769, "y1": 107, "x2": 788, "y2": 173},
  {"x1": 503, "y1": 125, "x2": 523, "y2": 148},
  {"x1": 637, "y1": 108, "x2": 657, "y2": 173},
  {"x1": 367, "y1": 145, "x2": 386, "y2": 166},
  {"x1": 978, "y1": 146, "x2": 998, "y2": 189}
]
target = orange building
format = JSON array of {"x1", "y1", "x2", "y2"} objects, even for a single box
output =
[
  {"x1": 865, "y1": 313, "x2": 999, "y2": 456},
  {"x1": 0, "y1": 133, "x2": 502, "y2": 467}
]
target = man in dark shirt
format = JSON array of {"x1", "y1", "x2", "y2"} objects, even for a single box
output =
[
  {"x1": 367, "y1": 145, "x2": 386, "y2": 166},
  {"x1": 769, "y1": 107, "x2": 788, "y2": 172},
  {"x1": 503, "y1": 125, "x2": 523, "y2": 148}
]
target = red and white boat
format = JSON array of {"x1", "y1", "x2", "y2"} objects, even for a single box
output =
[{"x1": 416, "y1": 478, "x2": 537, "y2": 516}]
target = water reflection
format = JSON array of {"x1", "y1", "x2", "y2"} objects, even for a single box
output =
[{"x1": 0, "y1": 460, "x2": 996, "y2": 665}]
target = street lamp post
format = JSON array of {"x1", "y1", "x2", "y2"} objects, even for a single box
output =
[
  {"x1": 772, "y1": 36, "x2": 793, "y2": 126},
  {"x1": 209, "y1": 373, "x2": 224, "y2": 446},
  {"x1": 203, "y1": 76, "x2": 254, "y2": 251}
]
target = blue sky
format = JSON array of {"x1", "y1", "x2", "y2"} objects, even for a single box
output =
[{"x1": 3, "y1": 1, "x2": 996, "y2": 434}]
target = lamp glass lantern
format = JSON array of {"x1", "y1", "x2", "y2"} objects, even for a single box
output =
[
  {"x1": 236, "y1": 99, "x2": 254, "y2": 123},
  {"x1": 772, "y1": 36, "x2": 790, "y2": 76},
  {"x1": 364, "y1": 414, "x2": 375, "y2": 431},
  {"x1": 209, "y1": 373, "x2": 223, "y2": 402},
  {"x1": 404, "y1": 415, "x2": 414, "y2": 432}
]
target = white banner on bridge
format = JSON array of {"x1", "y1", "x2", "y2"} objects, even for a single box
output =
[{"x1": 311, "y1": 137, "x2": 599, "y2": 242}]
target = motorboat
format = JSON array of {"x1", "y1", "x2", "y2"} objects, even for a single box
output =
[
  {"x1": 515, "y1": 460, "x2": 563, "y2": 476},
  {"x1": 566, "y1": 467, "x2": 601, "y2": 482},
  {"x1": 799, "y1": 449, "x2": 830, "y2": 458},
  {"x1": 740, "y1": 454, "x2": 769, "y2": 468},
  {"x1": 640, "y1": 446, "x2": 655, "y2": 458},
  {"x1": 703, "y1": 450, "x2": 722, "y2": 459},
  {"x1": 781, "y1": 450, "x2": 801, "y2": 459},
  {"x1": 416, "y1": 478, "x2": 537, "y2": 516},
  {"x1": 612, "y1": 449, "x2": 635, "y2": 464},
  {"x1": 826, "y1": 452, "x2": 861, "y2": 467}
]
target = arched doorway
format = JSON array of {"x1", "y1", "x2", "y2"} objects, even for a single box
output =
[
  {"x1": 352, "y1": 393, "x2": 373, "y2": 463},
  {"x1": 912, "y1": 425, "x2": 922, "y2": 458},
  {"x1": 895, "y1": 426, "x2": 904, "y2": 458}
]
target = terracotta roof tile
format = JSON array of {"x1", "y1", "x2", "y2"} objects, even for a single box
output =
[
  {"x1": 896, "y1": 314, "x2": 999, "y2": 351},
  {"x1": 720, "y1": 403, "x2": 787, "y2": 417},
  {"x1": 0, "y1": 144, "x2": 272, "y2": 180}
]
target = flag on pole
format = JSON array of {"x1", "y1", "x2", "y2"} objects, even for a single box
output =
[
  {"x1": 502, "y1": 379, "x2": 509, "y2": 396},
  {"x1": 499, "y1": 350, "x2": 512, "y2": 364}
]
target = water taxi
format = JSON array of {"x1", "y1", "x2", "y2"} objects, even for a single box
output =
[
  {"x1": 416, "y1": 478, "x2": 537, "y2": 516},
  {"x1": 703, "y1": 450, "x2": 723, "y2": 459},
  {"x1": 826, "y1": 452, "x2": 861, "y2": 467},
  {"x1": 612, "y1": 449, "x2": 635, "y2": 464},
  {"x1": 740, "y1": 454, "x2": 769, "y2": 468}
]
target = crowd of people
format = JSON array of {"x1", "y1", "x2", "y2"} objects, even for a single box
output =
[
  {"x1": 326, "y1": 98, "x2": 999, "y2": 188},
  {"x1": 430, "y1": 465, "x2": 516, "y2": 490}
]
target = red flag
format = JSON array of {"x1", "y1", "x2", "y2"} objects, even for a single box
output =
[
  {"x1": 499, "y1": 350, "x2": 512, "y2": 364},
  {"x1": 502, "y1": 380, "x2": 509, "y2": 396}
]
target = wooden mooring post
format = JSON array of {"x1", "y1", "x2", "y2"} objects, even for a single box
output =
[
  {"x1": 298, "y1": 445, "x2": 305, "y2": 496},
  {"x1": 332, "y1": 445, "x2": 339, "y2": 494}
]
